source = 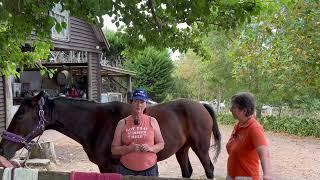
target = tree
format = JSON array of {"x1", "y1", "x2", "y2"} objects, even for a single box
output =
[
  {"x1": 124, "y1": 47, "x2": 174, "y2": 102},
  {"x1": 103, "y1": 31, "x2": 127, "y2": 66},
  {"x1": 172, "y1": 0, "x2": 320, "y2": 111},
  {"x1": 230, "y1": 0, "x2": 320, "y2": 107},
  {"x1": 201, "y1": 31, "x2": 241, "y2": 101},
  {"x1": 173, "y1": 51, "x2": 203, "y2": 99},
  {"x1": 0, "y1": 0, "x2": 260, "y2": 76},
  {"x1": 172, "y1": 30, "x2": 242, "y2": 102}
]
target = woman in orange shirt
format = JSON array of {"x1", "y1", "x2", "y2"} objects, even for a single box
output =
[
  {"x1": 226, "y1": 92, "x2": 273, "y2": 180},
  {"x1": 111, "y1": 89, "x2": 165, "y2": 176}
]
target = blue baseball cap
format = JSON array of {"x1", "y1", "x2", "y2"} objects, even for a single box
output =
[{"x1": 131, "y1": 89, "x2": 148, "y2": 102}]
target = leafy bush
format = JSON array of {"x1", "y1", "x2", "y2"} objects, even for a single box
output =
[
  {"x1": 217, "y1": 113, "x2": 320, "y2": 138},
  {"x1": 217, "y1": 113, "x2": 236, "y2": 126},
  {"x1": 260, "y1": 116, "x2": 320, "y2": 137}
]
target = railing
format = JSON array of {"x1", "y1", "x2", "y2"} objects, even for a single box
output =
[
  {"x1": 44, "y1": 50, "x2": 88, "y2": 63},
  {"x1": 0, "y1": 169, "x2": 206, "y2": 180}
]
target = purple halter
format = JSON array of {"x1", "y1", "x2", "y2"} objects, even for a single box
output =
[{"x1": 1, "y1": 97, "x2": 48, "y2": 150}]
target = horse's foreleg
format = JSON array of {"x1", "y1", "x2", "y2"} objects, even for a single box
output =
[
  {"x1": 98, "y1": 164, "x2": 116, "y2": 173},
  {"x1": 175, "y1": 145, "x2": 193, "y2": 178}
]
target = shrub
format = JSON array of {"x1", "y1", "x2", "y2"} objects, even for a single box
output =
[
  {"x1": 217, "y1": 113, "x2": 320, "y2": 138},
  {"x1": 217, "y1": 113, "x2": 236, "y2": 126},
  {"x1": 260, "y1": 116, "x2": 320, "y2": 137}
]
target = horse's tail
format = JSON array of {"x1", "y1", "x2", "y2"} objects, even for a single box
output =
[{"x1": 202, "y1": 103, "x2": 221, "y2": 163}]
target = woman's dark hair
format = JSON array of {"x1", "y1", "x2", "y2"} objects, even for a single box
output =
[{"x1": 231, "y1": 92, "x2": 256, "y2": 117}]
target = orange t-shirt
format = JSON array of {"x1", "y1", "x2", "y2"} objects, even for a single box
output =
[
  {"x1": 120, "y1": 114, "x2": 157, "y2": 171},
  {"x1": 226, "y1": 117, "x2": 268, "y2": 180}
]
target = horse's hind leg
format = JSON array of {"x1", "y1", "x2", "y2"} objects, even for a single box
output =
[
  {"x1": 191, "y1": 142, "x2": 214, "y2": 179},
  {"x1": 175, "y1": 145, "x2": 193, "y2": 178}
]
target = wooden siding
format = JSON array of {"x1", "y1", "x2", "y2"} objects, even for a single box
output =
[
  {"x1": 52, "y1": 17, "x2": 102, "y2": 53},
  {"x1": 0, "y1": 76, "x2": 6, "y2": 134},
  {"x1": 88, "y1": 52, "x2": 101, "y2": 101}
]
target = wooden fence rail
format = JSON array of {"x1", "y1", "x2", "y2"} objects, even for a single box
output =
[{"x1": 0, "y1": 169, "x2": 197, "y2": 180}]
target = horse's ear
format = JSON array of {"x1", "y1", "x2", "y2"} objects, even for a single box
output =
[{"x1": 31, "y1": 91, "x2": 45, "y2": 105}]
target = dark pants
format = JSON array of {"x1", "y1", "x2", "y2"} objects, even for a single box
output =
[{"x1": 116, "y1": 163, "x2": 159, "y2": 176}]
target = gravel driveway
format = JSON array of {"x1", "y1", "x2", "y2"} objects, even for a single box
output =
[{"x1": 43, "y1": 124, "x2": 320, "y2": 180}]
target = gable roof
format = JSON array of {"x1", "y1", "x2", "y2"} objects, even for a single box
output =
[{"x1": 92, "y1": 25, "x2": 110, "y2": 50}]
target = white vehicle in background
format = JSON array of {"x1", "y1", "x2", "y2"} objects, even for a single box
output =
[
  {"x1": 261, "y1": 105, "x2": 273, "y2": 116},
  {"x1": 200, "y1": 100, "x2": 226, "y2": 113}
]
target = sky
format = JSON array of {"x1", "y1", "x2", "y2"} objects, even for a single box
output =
[{"x1": 102, "y1": 15, "x2": 119, "y2": 31}]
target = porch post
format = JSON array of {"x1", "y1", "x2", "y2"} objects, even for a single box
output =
[
  {"x1": 126, "y1": 75, "x2": 132, "y2": 102},
  {"x1": 5, "y1": 76, "x2": 13, "y2": 128},
  {"x1": 87, "y1": 52, "x2": 92, "y2": 100}
]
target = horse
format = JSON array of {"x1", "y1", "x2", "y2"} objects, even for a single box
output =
[{"x1": 0, "y1": 91, "x2": 221, "y2": 178}]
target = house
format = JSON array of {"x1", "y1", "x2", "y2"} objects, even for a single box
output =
[{"x1": 0, "y1": 5, "x2": 135, "y2": 134}]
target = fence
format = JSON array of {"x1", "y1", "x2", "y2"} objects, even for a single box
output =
[{"x1": 0, "y1": 169, "x2": 210, "y2": 180}]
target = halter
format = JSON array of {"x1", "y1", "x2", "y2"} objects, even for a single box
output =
[{"x1": 1, "y1": 97, "x2": 48, "y2": 150}]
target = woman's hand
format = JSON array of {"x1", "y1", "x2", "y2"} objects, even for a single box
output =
[
  {"x1": 140, "y1": 144, "x2": 153, "y2": 152},
  {"x1": 256, "y1": 145, "x2": 273, "y2": 180},
  {"x1": 129, "y1": 143, "x2": 143, "y2": 152},
  {"x1": 129, "y1": 143, "x2": 153, "y2": 152}
]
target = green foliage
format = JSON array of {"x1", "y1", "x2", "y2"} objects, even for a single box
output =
[
  {"x1": 201, "y1": 31, "x2": 244, "y2": 100},
  {"x1": 218, "y1": 113, "x2": 320, "y2": 138},
  {"x1": 114, "y1": 0, "x2": 260, "y2": 53},
  {"x1": 173, "y1": 51, "x2": 215, "y2": 100},
  {"x1": 104, "y1": 31, "x2": 127, "y2": 57},
  {"x1": 170, "y1": 76, "x2": 191, "y2": 99},
  {"x1": 217, "y1": 113, "x2": 236, "y2": 126},
  {"x1": 0, "y1": 0, "x2": 260, "y2": 77},
  {"x1": 104, "y1": 30, "x2": 174, "y2": 102},
  {"x1": 229, "y1": 0, "x2": 320, "y2": 107},
  {"x1": 123, "y1": 47, "x2": 174, "y2": 102},
  {"x1": 260, "y1": 116, "x2": 320, "y2": 138},
  {"x1": 103, "y1": 31, "x2": 127, "y2": 64},
  {"x1": 172, "y1": 30, "x2": 242, "y2": 101},
  {"x1": 172, "y1": 0, "x2": 320, "y2": 112}
]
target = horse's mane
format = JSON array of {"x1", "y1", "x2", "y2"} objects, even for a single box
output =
[{"x1": 51, "y1": 97, "x2": 129, "y2": 110}]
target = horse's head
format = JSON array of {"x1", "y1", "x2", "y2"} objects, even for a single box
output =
[{"x1": 0, "y1": 91, "x2": 48, "y2": 159}]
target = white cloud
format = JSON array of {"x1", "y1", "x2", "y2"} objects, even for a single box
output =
[
  {"x1": 169, "y1": 49, "x2": 181, "y2": 61},
  {"x1": 102, "y1": 15, "x2": 118, "y2": 31},
  {"x1": 177, "y1": 22, "x2": 190, "y2": 30}
]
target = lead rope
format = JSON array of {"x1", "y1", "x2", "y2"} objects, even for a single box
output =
[
  {"x1": 17, "y1": 97, "x2": 47, "y2": 168},
  {"x1": 24, "y1": 97, "x2": 46, "y2": 168}
]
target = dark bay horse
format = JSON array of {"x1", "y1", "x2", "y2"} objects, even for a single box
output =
[{"x1": 0, "y1": 92, "x2": 221, "y2": 178}]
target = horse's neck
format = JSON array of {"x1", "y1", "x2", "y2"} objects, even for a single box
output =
[{"x1": 49, "y1": 99, "x2": 99, "y2": 147}]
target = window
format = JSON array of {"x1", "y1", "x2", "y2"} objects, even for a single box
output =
[{"x1": 50, "y1": 4, "x2": 70, "y2": 41}]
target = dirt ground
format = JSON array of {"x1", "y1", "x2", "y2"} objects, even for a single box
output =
[{"x1": 44, "y1": 124, "x2": 320, "y2": 180}]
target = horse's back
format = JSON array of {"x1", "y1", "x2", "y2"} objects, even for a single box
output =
[
  {"x1": 145, "y1": 99, "x2": 214, "y2": 161},
  {"x1": 146, "y1": 99, "x2": 213, "y2": 125}
]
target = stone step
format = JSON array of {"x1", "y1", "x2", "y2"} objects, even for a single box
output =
[
  {"x1": 16, "y1": 158, "x2": 51, "y2": 166},
  {"x1": 25, "y1": 159, "x2": 50, "y2": 166}
]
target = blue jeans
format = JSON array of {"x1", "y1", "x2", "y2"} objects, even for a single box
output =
[{"x1": 116, "y1": 163, "x2": 159, "y2": 176}]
